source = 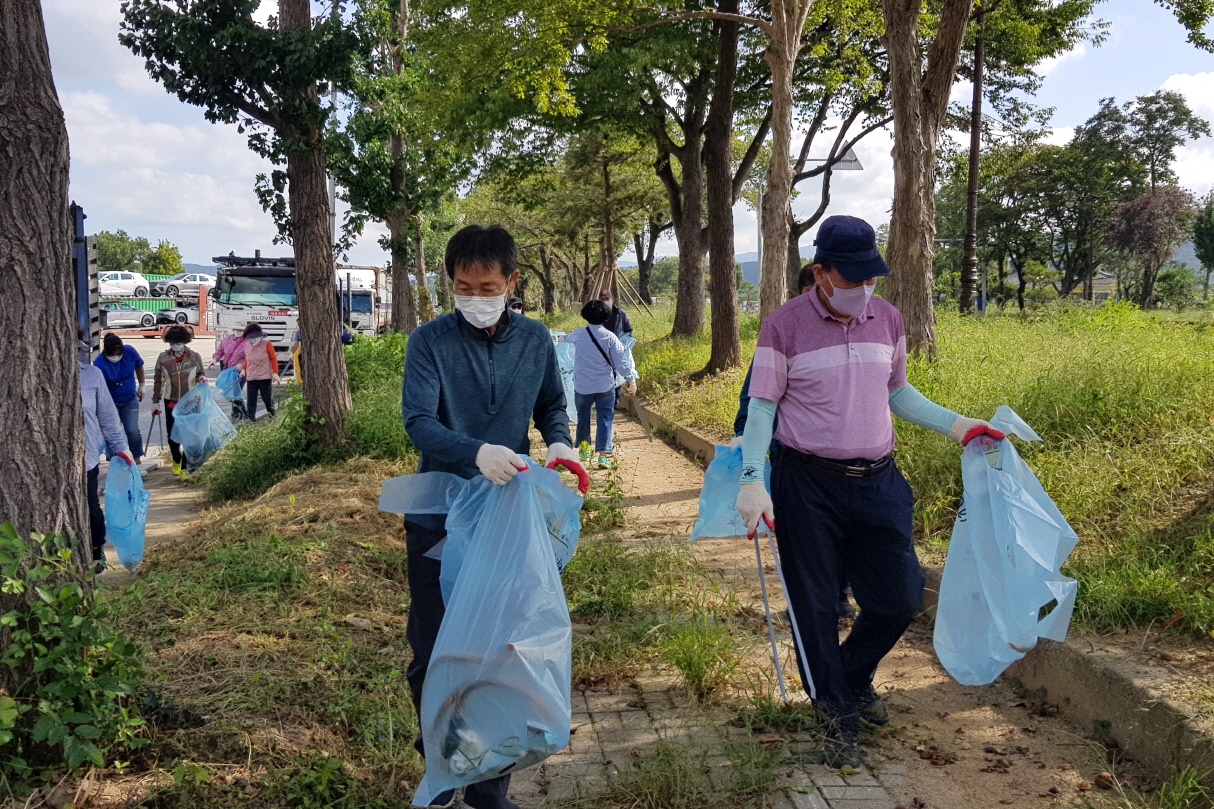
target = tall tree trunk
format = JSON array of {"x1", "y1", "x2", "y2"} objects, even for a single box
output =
[
  {"x1": 703, "y1": 0, "x2": 741, "y2": 373},
  {"x1": 786, "y1": 210, "x2": 805, "y2": 293},
  {"x1": 440, "y1": 266, "x2": 453, "y2": 312},
  {"x1": 880, "y1": 0, "x2": 972, "y2": 358},
  {"x1": 667, "y1": 145, "x2": 707, "y2": 336},
  {"x1": 758, "y1": 0, "x2": 814, "y2": 322},
  {"x1": 538, "y1": 246, "x2": 558, "y2": 313},
  {"x1": 282, "y1": 0, "x2": 351, "y2": 444},
  {"x1": 388, "y1": 211, "x2": 418, "y2": 332},
  {"x1": 634, "y1": 232, "x2": 654, "y2": 305},
  {"x1": 1138, "y1": 259, "x2": 1161, "y2": 309},
  {"x1": 959, "y1": 7, "x2": 984, "y2": 315},
  {"x1": 0, "y1": 0, "x2": 88, "y2": 692},
  {"x1": 413, "y1": 217, "x2": 434, "y2": 322}
]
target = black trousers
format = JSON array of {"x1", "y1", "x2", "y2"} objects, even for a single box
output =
[
  {"x1": 405, "y1": 521, "x2": 512, "y2": 808},
  {"x1": 86, "y1": 465, "x2": 105, "y2": 563},
  {"x1": 163, "y1": 400, "x2": 186, "y2": 467},
  {"x1": 246, "y1": 379, "x2": 274, "y2": 422},
  {"x1": 770, "y1": 447, "x2": 924, "y2": 712}
]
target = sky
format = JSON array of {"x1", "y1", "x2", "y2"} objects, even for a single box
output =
[{"x1": 44, "y1": 0, "x2": 1214, "y2": 267}]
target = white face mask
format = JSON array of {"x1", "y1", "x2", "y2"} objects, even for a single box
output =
[
  {"x1": 456, "y1": 293, "x2": 507, "y2": 329},
  {"x1": 824, "y1": 280, "x2": 875, "y2": 318},
  {"x1": 249, "y1": 336, "x2": 264, "y2": 346},
  {"x1": 105, "y1": 354, "x2": 122, "y2": 363},
  {"x1": 169, "y1": 342, "x2": 185, "y2": 353}
]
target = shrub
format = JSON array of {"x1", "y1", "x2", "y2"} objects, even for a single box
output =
[{"x1": 0, "y1": 524, "x2": 147, "y2": 781}]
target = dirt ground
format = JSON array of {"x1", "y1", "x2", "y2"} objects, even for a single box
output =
[{"x1": 607, "y1": 415, "x2": 1157, "y2": 806}]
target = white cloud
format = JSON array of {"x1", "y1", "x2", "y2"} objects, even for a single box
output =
[
  {"x1": 1037, "y1": 44, "x2": 1088, "y2": 78},
  {"x1": 1042, "y1": 125, "x2": 1075, "y2": 145},
  {"x1": 1160, "y1": 72, "x2": 1214, "y2": 197}
]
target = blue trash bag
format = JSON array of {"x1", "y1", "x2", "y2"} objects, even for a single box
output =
[
  {"x1": 215, "y1": 367, "x2": 244, "y2": 401},
  {"x1": 552, "y1": 333, "x2": 578, "y2": 425},
  {"x1": 614, "y1": 333, "x2": 640, "y2": 388},
  {"x1": 170, "y1": 381, "x2": 238, "y2": 469},
  {"x1": 689, "y1": 444, "x2": 771, "y2": 540},
  {"x1": 378, "y1": 458, "x2": 581, "y2": 805},
  {"x1": 933, "y1": 406, "x2": 1079, "y2": 686},
  {"x1": 104, "y1": 459, "x2": 150, "y2": 572}
]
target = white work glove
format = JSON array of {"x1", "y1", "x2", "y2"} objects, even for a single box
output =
[
  {"x1": 137, "y1": 386, "x2": 145, "y2": 402},
  {"x1": 273, "y1": 374, "x2": 282, "y2": 385},
  {"x1": 948, "y1": 416, "x2": 1007, "y2": 446},
  {"x1": 545, "y1": 442, "x2": 580, "y2": 467},
  {"x1": 624, "y1": 381, "x2": 637, "y2": 396},
  {"x1": 476, "y1": 443, "x2": 527, "y2": 485},
  {"x1": 727, "y1": 434, "x2": 744, "y2": 449},
  {"x1": 736, "y1": 481, "x2": 775, "y2": 534}
]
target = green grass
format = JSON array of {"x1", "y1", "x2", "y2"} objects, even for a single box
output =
[
  {"x1": 1082, "y1": 767, "x2": 1214, "y2": 809},
  {"x1": 585, "y1": 301, "x2": 1214, "y2": 636}
]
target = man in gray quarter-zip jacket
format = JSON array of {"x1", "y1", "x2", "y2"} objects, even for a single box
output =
[{"x1": 400, "y1": 225, "x2": 579, "y2": 809}]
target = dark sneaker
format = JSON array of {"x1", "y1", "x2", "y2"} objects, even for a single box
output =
[
  {"x1": 853, "y1": 684, "x2": 890, "y2": 726},
  {"x1": 818, "y1": 708, "x2": 862, "y2": 769}
]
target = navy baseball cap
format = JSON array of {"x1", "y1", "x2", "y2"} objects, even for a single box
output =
[{"x1": 812, "y1": 215, "x2": 889, "y2": 282}]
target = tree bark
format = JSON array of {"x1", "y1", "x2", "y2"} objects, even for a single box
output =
[
  {"x1": 959, "y1": 7, "x2": 984, "y2": 315},
  {"x1": 413, "y1": 217, "x2": 434, "y2": 322},
  {"x1": 758, "y1": 0, "x2": 815, "y2": 322},
  {"x1": 880, "y1": 0, "x2": 973, "y2": 358},
  {"x1": 0, "y1": 0, "x2": 88, "y2": 692},
  {"x1": 388, "y1": 211, "x2": 418, "y2": 333},
  {"x1": 703, "y1": 0, "x2": 742, "y2": 373},
  {"x1": 282, "y1": 0, "x2": 351, "y2": 444},
  {"x1": 537, "y1": 245, "x2": 558, "y2": 313},
  {"x1": 666, "y1": 148, "x2": 708, "y2": 336}
]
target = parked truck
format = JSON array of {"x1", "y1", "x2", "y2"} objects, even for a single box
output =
[
  {"x1": 210, "y1": 252, "x2": 299, "y2": 358},
  {"x1": 335, "y1": 264, "x2": 389, "y2": 336}
]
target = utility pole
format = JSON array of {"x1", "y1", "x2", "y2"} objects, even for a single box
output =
[{"x1": 959, "y1": 4, "x2": 985, "y2": 315}]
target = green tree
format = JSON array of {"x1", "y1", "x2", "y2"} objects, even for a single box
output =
[
  {"x1": 1125, "y1": 90, "x2": 1211, "y2": 190},
  {"x1": 1193, "y1": 191, "x2": 1214, "y2": 299},
  {"x1": 120, "y1": 0, "x2": 359, "y2": 445},
  {"x1": 95, "y1": 230, "x2": 151, "y2": 275},
  {"x1": 1155, "y1": 262, "x2": 1200, "y2": 311},
  {"x1": 330, "y1": 0, "x2": 473, "y2": 334},
  {"x1": 141, "y1": 240, "x2": 185, "y2": 277}
]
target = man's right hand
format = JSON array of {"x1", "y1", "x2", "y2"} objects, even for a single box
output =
[
  {"x1": 476, "y1": 443, "x2": 528, "y2": 485},
  {"x1": 736, "y1": 481, "x2": 775, "y2": 533},
  {"x1": 152, "y1": 406, "x2": 161, "y2": 416}
]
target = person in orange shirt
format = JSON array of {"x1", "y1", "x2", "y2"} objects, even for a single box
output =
[{"x1": 239, "y1": 323, "x2": 279, "y2": 422}]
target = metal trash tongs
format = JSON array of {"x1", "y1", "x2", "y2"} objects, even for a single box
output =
[{"x1": 749, "y1": 516, "x2": 811, "y2": 705}]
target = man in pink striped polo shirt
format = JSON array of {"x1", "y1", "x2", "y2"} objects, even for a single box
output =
[{"x1": 735, "y1": 215, "x2": 1003, "y2": 769}]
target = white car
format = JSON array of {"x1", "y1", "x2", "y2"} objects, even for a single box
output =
[
  {"x1": 101, "y1": 302, "x2": 157, "y2": 330},
  {"x1": 99, "y1": 271, "x2": 151, "y2": 297},
  {"x1": 157, "y1": 305, "x2": 200, "y2": 326}
]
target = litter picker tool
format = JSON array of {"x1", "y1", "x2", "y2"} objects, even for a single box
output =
[
  {"x1": 145, "y1": 412, "x2": 165, "y2": 449},
  {"x1": 629, "y1": 395, "x2": 654, "y2": 441},
  {"x1": 748, "y1": 517, "x2": 812, "y2": 704}
]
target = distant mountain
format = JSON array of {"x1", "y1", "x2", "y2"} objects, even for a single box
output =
[
  {"x1": 740, "y1": 247, "x2": 815, "y2": 286},
  {"x1": 184, "y1": 262, "x2": 218, "y2": 274},
  {"x1": 1172, "y1": 241, "x2": 1198, "y2": 270}
]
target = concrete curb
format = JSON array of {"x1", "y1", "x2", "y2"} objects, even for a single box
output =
[{"x1": 625, "y1": 394, "x2": 1214, "y2": 785}]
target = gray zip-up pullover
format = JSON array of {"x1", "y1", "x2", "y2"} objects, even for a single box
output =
[{"x1": 401, "y1": 309, "x2": 571, "y2": 532}]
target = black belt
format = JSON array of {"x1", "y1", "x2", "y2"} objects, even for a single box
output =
[{"x1": 801, "y1": 453, "x2": 892, "y2": 478}]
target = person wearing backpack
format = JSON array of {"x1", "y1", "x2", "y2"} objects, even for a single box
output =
[
  {"x1": 239, "y1": 323, "x2": 280, "y2": 422},
  {"x1": 566, "y1": 299, "x2": 637, "y2": 470}
]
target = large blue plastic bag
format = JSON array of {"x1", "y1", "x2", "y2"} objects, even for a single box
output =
[
  {"x1": 552, "y1": 332, "x2": 578, "y2": 425},
  {"x1": 378, "y1": 459, "x2": 582, "y2": 805},
  {"x1": 105, "y1": 459, "x2": 150, "y2": 572},
  {"x1": 933, "y1": 406, "x2": 1079, "y2": 686},
  {"x1": 215, "y1": 367, "x2": 243, "y2": 401},
  {"x1": 614, "y1": 333, "x2": 639, "y2": 388},
  {"x1": 170, "y1": 381, "x2": 238, "y2": 468},
  {"x1": 689, "y1": 444, "x2": 770, "y2": 540}
]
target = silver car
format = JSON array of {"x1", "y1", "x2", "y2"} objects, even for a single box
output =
[
  {"x1": 101, "y1": 302, "x2": 157, "y2": 330},
  {"x1": 157, "y1": 305, "x2": 199, "y2": 325},
  {"x1": 152, "y1": 271, "x2": 216, "y2": 298}
]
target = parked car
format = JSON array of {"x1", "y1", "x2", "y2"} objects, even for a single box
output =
[
  {"x1": 99, "y1": 271, "x2": 150, "y2": 297},
  {"x1": 157, "y1": 305, "x2": 200, "y2": 326},
  {"x1": 101, "y1": 302, "x2": 157, "y2": 330},
  {"x1": 152, "y1": 271, "x2": 216, "y2": 298}
]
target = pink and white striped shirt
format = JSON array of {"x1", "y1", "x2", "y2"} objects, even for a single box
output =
[{"x1": 749, "y1": 288, "x2": 908, "y2": 461}]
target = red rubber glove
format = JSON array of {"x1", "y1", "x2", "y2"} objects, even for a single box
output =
[{"x1": 961, "y1": 424, "x2": 1006, "y2": 446}]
